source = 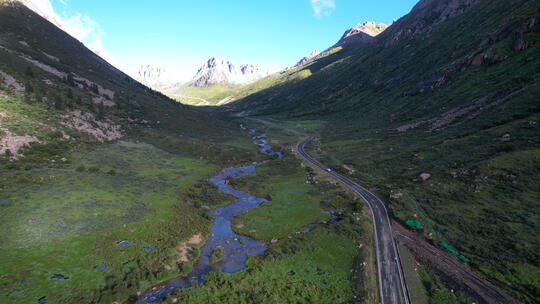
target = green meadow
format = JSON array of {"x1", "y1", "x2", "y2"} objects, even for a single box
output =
[{"x1": 0, "y1": 140, "x2": 225, "y2": 303}]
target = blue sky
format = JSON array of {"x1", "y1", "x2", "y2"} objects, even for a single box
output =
[{"x1": 49, "y1": 0, "x2": 418, "y2": 81}]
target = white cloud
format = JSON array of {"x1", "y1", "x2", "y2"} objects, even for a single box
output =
[
  {"x1": 311, "y1": 0, "x2": 335, "y2": 18},
  {"x1": 21, "y1": 0, "x2": 115, "y2": 65},
  {"x1": 60, "y1": 14, "x2": 114, "y2": 63}
]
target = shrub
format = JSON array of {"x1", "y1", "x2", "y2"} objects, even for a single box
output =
[
  {"x1": 66, "y1": 74, "x2": 75, "y2": 87},
  {"x1": 0, "y1": 199, "x2": 11, "y2": 207},
  {"x1": 25, "y1": 66, "x2": 34, "y2": 78},
  {"x1": 88, "y1": 166, "x2": 100, "y2": 172},
  {"x1": 66, "y1": 88, "x2": 74, "y2": 100},
  {"x1": 96, "y1": 103, "x2": 105, "y2": 120},
  {"x1": 54, "y1": 97, "x2": 65, "y2": 110},
  {"x1": 76, "y1": 165, "x2": 85, "y2": 172},
  {"x1": 47, "y1": 130, "x2": 63, "y2": 139},
  {"x1": 210, "y1": 247, "x2": 224, "y2": 264},
  {"x1": 5, "y1": 162, "x2": 16, "y2": 170},
  {"x1": 107, "y1": 169, "x2": 116, "y2": 175},
  {"x1": 90, "y1": 83, "x2": 99, "y2": 94}
]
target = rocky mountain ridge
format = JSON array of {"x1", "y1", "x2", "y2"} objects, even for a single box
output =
[
  {"x1": 380, "y1": 0, "x2": 482, "y2": 46},
  {"x1": 192, "y1": 57, "x2": 267, "y2": 87},
  {"x1": 334, "y1": 21, "x2": 389, "y2": 47},
  {"x1": 9, "y1": 0, "x2": 62, "y2": 28}
]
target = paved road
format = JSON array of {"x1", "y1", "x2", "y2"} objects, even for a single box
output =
[{"x1": 250, "y1": 118, "x2": 410, "y2": 304}]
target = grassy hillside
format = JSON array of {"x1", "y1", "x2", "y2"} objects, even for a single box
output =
[
  {"x1": 0, "y1": 2, "x2": 264, "y2": 303},
  {"x1": 224, "y1": 0, "x2": 540, "y2": 302},
  {"x1": 163, "y1": 83, "x2": 241, "y2": 106}
]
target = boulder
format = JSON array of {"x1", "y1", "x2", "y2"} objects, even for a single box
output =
[
  {"x1": 514, "y1": 40, "x2": 530, "y2": 51},
  {"x1": 390, "y1": 192, "x2": 403, "y2": 199},
  {"x1": 419, "y1": 173, "x2": 431, "y2": 181},
  {"x1": 471, "y1": 54, "x2": 484, "y2": 66},
  {"x1": 501, "y1": 134, "x2": 511, "y2": 142}
]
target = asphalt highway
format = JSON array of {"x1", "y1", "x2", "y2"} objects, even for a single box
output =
[{"x1": 249, "y1": 118, "x2": 410, "y2": 304}]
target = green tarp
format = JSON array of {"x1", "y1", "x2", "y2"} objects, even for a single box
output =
[
  {"x1": 440, "y1": 242, "x2": 471, "y2": 263},
  {"x1": 405, "y1": 219, "x2": 423, "y2": 230}
]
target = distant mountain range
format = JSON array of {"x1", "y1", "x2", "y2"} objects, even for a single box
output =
[
  {"x1": 191, "y1": 57, "x2": 268, "y2": 87},
  {"x1": 135, "y1": 57, "x2": 268, "y2": 89},
  {"x1": 135, "y1": 64, "x2": 175, "y2": 88}
]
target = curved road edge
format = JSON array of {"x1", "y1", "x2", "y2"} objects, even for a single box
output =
[{"x1": 248, "y1": 118, "x2": 410, "y2": 304}]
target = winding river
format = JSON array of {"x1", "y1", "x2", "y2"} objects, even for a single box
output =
[{"x1": 131, "y1": 128, "x2": 281, "y2": 303}]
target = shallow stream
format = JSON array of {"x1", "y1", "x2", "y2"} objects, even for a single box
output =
[{"x1": 132, "y1": 128, "x2": 281, "y2": 303}]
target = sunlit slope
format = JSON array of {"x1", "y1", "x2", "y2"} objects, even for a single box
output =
[{"x1": 225, "y1": 0, "x2": 540, "y2": 302}]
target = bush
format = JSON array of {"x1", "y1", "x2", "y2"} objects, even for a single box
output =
[
  {"x1": 66, "y1": 74, "x2": 75, "y2": 87},
  {"x1": 88, "y1": 166, "x2": 100, "y2": 172},
  {"x1": 107, "y1": 169, "x2": 116, "y2": 175},
  {"x1": 76, "y1": 165, "x2": 85, "y2": 172},
  {"x1": 54, "y1": 97, "x2": 65, "y2": 110},
  {"x1": 47, "y1": 130, "x2": 63, "y2": 139},
  {"x1": 90, "y1": 83, "x2": 99, "y2": 94},
  {"x1": 66, "y1": 88, "x2": 74, "y2": 100},
  {"x1": 210, "y1": 247, "x2": 224, "y2": 264},
  {"x1": 5, "y1": 162, "x2": 17, "y2": 170},
  {"x1": 0, "y1": 199, "x2": 11, "y2": 207},
  {"x1": 25, "y1": 66, "x2": 34, "y2": 78}
]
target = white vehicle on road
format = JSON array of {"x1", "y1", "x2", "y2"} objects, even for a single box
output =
[{"x1": 326, "y1": 168, "x2": 332, "y2": 172}]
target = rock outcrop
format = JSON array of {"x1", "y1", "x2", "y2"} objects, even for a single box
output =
[
  {"x1": 294, "y1": 50, "x2": 320, "y2": 67},
  {"x1": 192, "y1": 57, "x2": 267, "y2": 87},
  {"x1": 334, "y1": 22, "x2": 388, "y2": 47}
]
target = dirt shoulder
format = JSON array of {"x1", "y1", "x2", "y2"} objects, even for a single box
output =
[{"x1": 392, "y1": 220, "x2": 520, "y2": 304}]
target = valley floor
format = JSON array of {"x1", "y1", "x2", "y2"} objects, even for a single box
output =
[{"x1": 0, "y1": 121, "x2": 376, "y2": 304}]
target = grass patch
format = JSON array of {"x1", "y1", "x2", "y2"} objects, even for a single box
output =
[
  {"x1": 399, "y1": 245, "x2": 429, "y2": 304},
  {"x1": 231, "y1": 163, "x2": 331, "y2": 241},
  {"x1": 168, "y1": 220, "x2": 366, "y2": 303},
  {"x1": 418, "y1": 265, "x2": 470, "y2": 304}
]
